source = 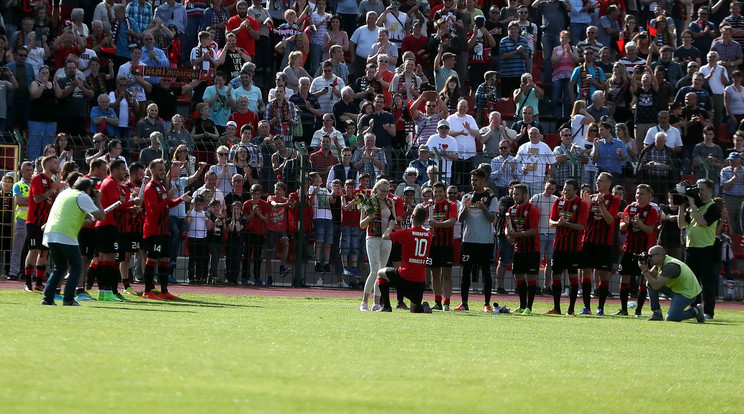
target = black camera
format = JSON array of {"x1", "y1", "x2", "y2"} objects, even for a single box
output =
[
  {"x1": 419, "y1": 82, "x2": 436, "y2": 92},
  {"x1": 671, "y1": 181, "x2": 702, "y2": 206},
  {"x1": 633, "y1": 252, "x2": 651, "y2": 265}
]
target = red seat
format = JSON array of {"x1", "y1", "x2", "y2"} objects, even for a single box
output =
[
  {"x1": 719, "y1": 124, "x2": 732, "y2": 144},
  {"x1": 495, "y1": 97, "x2": 515, "y2": 120},
  {"x1": 543, "y1": 133, "x2": 560, "y2": 149}
]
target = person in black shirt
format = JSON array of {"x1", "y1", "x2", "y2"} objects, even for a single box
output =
[{"x1": 143, "y1": 77, "x2": 202, "y2": 129}]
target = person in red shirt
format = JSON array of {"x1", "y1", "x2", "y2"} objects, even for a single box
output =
[
  {"x1": 95, "y1": 159, "x2": 141, "y2": 302},
  {"x1": 225, "y1": 0, "x2": 260, "y2": 57},
  {"x1": 547, "y1": 179, "x2": 589, "y2": 315},
  {"x1": 79, "y1": 159, "x2": 108, "y2": 298},
  {"x1": 427, "y1": 182, "x2": 457, "y2": 311},
  {"x1": 242, "y1": 183, "x2": 269, "y2": 285},
  {"x1": 377, "y1": 205, "x2": 433, "y2": 313},
  {"x1": 24, "y1": 155, "x2": 64, "y2": 292},
  {"x1": 617, "y1": 184, "x2": 659, "y2": 316},
  {"x1": 505, "y1": 183, "x2": 541, "y2": 315},
  {"x1": 266, "y1": 181, "x2": 294, "y2": 278},
  {"x1": 141, "y1": 159, "x2": 192, "y2": 300},
  {"x1": 579, "y1": 172, "x2": 621, "y2": 316},
  {"x1": 119, "y1": 163, "x2": 146, "y2": 296}
]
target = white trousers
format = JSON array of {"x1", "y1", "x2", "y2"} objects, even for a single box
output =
[{"x1": 363, "y1": 236, "x2": 392, "y2": 300}]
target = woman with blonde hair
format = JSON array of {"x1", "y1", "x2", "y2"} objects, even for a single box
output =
[
  {"x1": 607, "y1": 62, "x2": 633, "y2": 123},
  {"x1": 209, "y1": 145, "x2": 238, "y2": 195},
  {"x1": 360, "y1": 178, "x2": 396, "y2": 311},
  {"x1": 283, "y1": 50, "x2": 311, "y2": 93},
  {"x1": 569, "y1": 100, "x2": 596, "y2": 141}
]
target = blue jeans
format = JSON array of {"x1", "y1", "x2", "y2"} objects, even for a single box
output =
[
  {"x1": 169, "y1": 216, "x2": 186, "y2": 265},
  {"x1": 6, "y1": 97, "x2": 30, "y2": 133},
  {"x1": 541, "y1": 32, "x2": 561, "y2": 84},
  {"x1": 648, "y1": 284, "x2": 697, "y2": 322},
  {"x1": 570, "y1": 23, "x2": 589, "y2": 45},
  {"x1": 308, "y1": 43, "x2": 323, "y2": 77},
  {"x1": 313, "y1": 218, "x2": 334, "y2": 244},
  {"x1": 550, "y1": 77, "x2": 572, "y2": 117},
  {"x1": 43, "y1": 243, "x2": 83, "y2": 304},
  {"x1": 27, "y1": 121, "x2": 57, "y2": 161}
]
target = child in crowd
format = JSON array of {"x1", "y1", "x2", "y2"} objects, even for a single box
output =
[
  {"x1": 309, "y1": 172, "x2": 332, "y2": 285},
  {"x1": 206, "y1": 199, "x2": 224, "y2": 284},
  {"x1": 340, "y1": 179, "x2": 362, "y2": 282},
  {"x1": 187, "y1": 195, "x2": 211, "y2": 284},
  {"x1": 243, "y1": 184, "x2": 270, "y2": 285},
  {"x1": 329, "y1": 179, "x2": 346, "y2": 286},
  {"x1": 267, "y1": 181, "x2": 293, "y2": 278},
  {"x1": 224, "y1": 201, "x2": 245, "y2": 285}
]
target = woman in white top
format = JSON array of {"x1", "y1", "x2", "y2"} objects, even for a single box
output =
[
  {"x1": 724, "y1": 70, "x2": 744, "y2": 134},
  {"x1": 308, "y1": 0, "x2": 332, "y2": 74},
  {"x1": 209, "y1": 145, "x2": 238, "y2": 195},
  {"x1": 569, "y1": 100, "x2": 596, "y2": 143},
  {"x1": 359, "y1": 178, "x2": 395, "y2": 311}
]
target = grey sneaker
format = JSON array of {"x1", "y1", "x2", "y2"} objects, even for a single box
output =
[
  {"x1": 648, "y1": 311, "x2": 663, "y2": 321},
  {"x1": 694, "y1": 304, "x2": 705, "y2": 323}
]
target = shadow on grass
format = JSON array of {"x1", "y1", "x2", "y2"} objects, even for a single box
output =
[
  {"x1": 88, "y1": 305, "x2": 196, "y2": 313},
  {"x1": 116, "y1": 298, "x2": 261, "y2": 309}
]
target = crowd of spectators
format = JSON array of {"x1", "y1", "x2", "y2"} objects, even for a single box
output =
[{"x1": 3, "y1": 0, "x2": 744, "y2": 293}]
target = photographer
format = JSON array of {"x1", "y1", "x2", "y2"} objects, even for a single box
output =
[
  {"x1": 637, "y1": 245, "x2": 705, "y2": 323},
  {"x1": 677, "y1": 178, "x2": 721, "y2": 320}
]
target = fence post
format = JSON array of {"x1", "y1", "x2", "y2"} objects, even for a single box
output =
[
  {"x1": 292, "y1": 142, "x2": 309, "y2": 287},
  {"x1": 431, "y1": 147, "x2": 443, "y2": 183}
]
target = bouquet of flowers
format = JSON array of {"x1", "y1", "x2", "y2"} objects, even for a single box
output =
[{"x1": 354, "y1": 189, "x2": 377, "y2": 215}]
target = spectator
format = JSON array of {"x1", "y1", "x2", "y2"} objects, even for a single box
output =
[
  {"x1": 8, "y1": 161, "x2": 33, "y2": 280},
  {"x1": 268, "y1": 73, "x2": 295, "y2": 102},
  {"x1": 651, "y1": 45, "x2": 685, "y2": 87},
  {"x1": 85, "y1": 57, "x2": 113, "y2": 104},
  {"x1": 490, "y1": 140, "x2": 522, "y2": 198},
  {"x1": 643, "y1": 111, "x2": 684, "y2": 154},
  {"x1": 678, "y1": 93, "x2": 711, "y2": 161},
  {"x1": 434, "y1": 49, "x2": 459, "y2": 92},
  {"x1": 408, "y1": 146, "x2": 436, "y2": 186},
  {"x1": 674, "y1": 71, "x2": 713, "y2": 111},
  {"x1": 479, "y1": 111, "x2": 516, "y2": 156},
  {"x1": 140, "y1": 32, "x2": 170, "y2": 86},
  {"x1": 607, "y1": 62, "x2": 633, "y2": 123},
  {"x1": 312, "y1": 114, "x2": 344, "y2": 155},
  {"x1": 568, "y1": 0, "x2": 593, "y2": 45},
  {"x1": 110, "y1": 5, "x2": 135, "y2": 69},
  {"x1": 311, "y1": 60, "x2": 346, "y2": 115},
  {"x1": 155, "y1": 0, "x2": 188, "y2": 36},
  {"x1": 191, "y1": 102, "x2": 221, "y2": 149},
  {"x1": 134, "y1": 103, "x2": 166, "y2": 148},
  {"x1": 309, "y1": 172, "x2": 333, "y2": 284},
  {"x1": 631, "y1": 68, "x2": 660, "y2": 150},
  {"x1": 200, "y1": 0, "x2": 230, "y2": 47},
  {"x1": 117, "y1": 45, "x2": 149, "y2": 121},
  {"x1": 210, "y1": 145, "x2": 238, "y2": 196},
  {"x1": 515, "y1": 127, "x2": 557, "y2": 196},
  {"x1": 126, "y1": 0, "x2": 154, "y2": 36},
  {"x1": 264, "y1": 85, "x2": 297, "y2": 145},
  {"x1": 273, "y1": 9, "x2": 307, "y2": 70},
  {"x1": 473, "y1": 71, "x2": 501, "y2": 126},
  {"x1": 720, "y1": 152, "x2": 744, "y2": 235},
  {"x1": 550, "y1": 30, "x2": 580, "y2": 117},
  {"x1": 350, "y1": 11, "x2": 381, "y2": 76},
  {"x1": 89, "y1": 94, "x2": 118, "y2": 137},
  {"x1": 597, "y1": 6, "x2": 619, "y2": 52},
  {"x1": 675, "y1": 30, "x2": 703, "y2": 71},
  {"x1": 190, "y1": 30, "x2": 219, "y2": 101},
  {"x1": 410, "y1": 92, "x2": 447, "y2": 150},
  {"x1": 726, "y1": 70, "x2": 744, "y2": 134},
  {"x1": 586, "y1": 90, "x2": 611, "y2": 122},
  {"x1": 438, "y1": 74, "x2": 462, "y2": 115},
  {"x1": 693, "y1": 125, "x2": 725, "y2": 192},
  {"x1": 689, "y1": 7, "x2": 717, "y2": 58},
  {"x1": 577, "y1": 25, "x2": 604, "y2": 56},
  {"x1": 367, "y1": 28, "x2": 398, "y2": 72},
  {"x1": 54, "y1": 59, "x2": 94, "y2": 136},
  {"x1": 711, "y1": 25, "x2": 743, "y2": 79},
  {"x1": 271, "y1": 135, "x2": 300, "y2": 190},
  {"x1": 513, "y1": 73, "x2": 543, "y2": 120},
  {"x1": 144, "y1": 77, "x2": 203, "y2": 130},
  {"x1": 166, "y1": 115, "x2": 195, "y2": 154},
  {"x1": 309, "y1": 135, "x2": 340, "y2": 183},
  {"x1": 425, "y1": 120, "x2": 459, "y2": 183},
  {"x1": 231, "y1": 68, "x2": 264, "y2": 114},
  {"x1": 638, "y1": 132, "x2": 679, "y2": 200},
  {"x1": 322, "y1": 16, "x2": 350, "y2": 65},
  {"x1": 194, "y1": 170, "x2": 226, "y2": 207},
  {"x1": 228, "y1": 95, "x2": 260, "y2": 134},
  {"x1": 6, "y1": 47, "x2": 33, "y2": 135},
  {"x1": 592, "y1": 121, "x2": 628, "y2": 177},
  {"x1": 618, "y1": 41, "x2": 647, "y2": 72},
  {"x1": 394, "y1": 168, "x2": 423, "y2": 203},
  {"x1": 513, "y1": 105, "x2": 544, "y2": 147},
  {"x1": 390, "y1": 59, "x2": 421, "y2": 105},
  {"x1": 187, "y1": 195, "x2": 210, "y2": 284},
  {"x1": 358, "y1": 94, "x2": 395, "y2": 147},
  {"x1": 203, "y1": 71, "x2": 235, "y2": 132},
  {"x1": 352, "y1": 133, "x2": 387, "y2": 184},
  {"x1": 569, "y1": 47, "x2": 606, "y2": 104},
  {"x1": 700, "y1": 50, "x2": 730, "y2": 127},
  {"x1": 553, "y1": 128, "x2": 586, "y2": 189},
  {"x1": 288, "y1": 76, "x2": 322, "y2": 146},
  {"x1": 225, "y1": 1, "x2": 259, "y2": 60},
  {"x1": 327, "y1": 146, "x2": 359, "y2": 190},
  {"x1": 333, "y1": 87, "x2": 359, "y2": 132},
  {"x1": 421, "y1": 166, "x2": 439, "y2": 189},
  {"x1": 446, "y1": 98, "x2": 480, "y2": 185},
  {"x1": 139, "y1": 132, "x2": 164, "y2": 168}
]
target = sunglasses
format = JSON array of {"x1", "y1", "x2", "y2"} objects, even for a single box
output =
[
  {"x1": 438, "y1": 126, "x2": 450, "y2": 130},
  {"x1": 218, "y1": 152, "x2": 229, "y2": 156},
  {"x1": 499, "y1": 146, "x2": 509, "y2": 149},
  {"x1": 323, "y1": 118, "x2": 333, "y2": 121},
  {"x1": 426, "y1": 104, "x2": 437, "y2": 107}
]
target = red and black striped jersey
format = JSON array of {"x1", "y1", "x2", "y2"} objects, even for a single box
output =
[
  {"x1": 582, "y1": 193, "x2": 621, "y2": 246},
  {"x1": 429, "y1": 199, "x2": 457, "y2": 246},
  {"x1": 122, "y1": 181, "x2": 144, "y2": 234},
  {"x1": 507, "y1": 202, "x2": 540, "y2": 253},
  {"x1": 96, "y1": 176, "x2": 136, "y2": 229},
  {"x1": 621, "y1": 203, "x2": 659, "y2": 253},
  {"x1": 550, "y1": 196, "x2": 589, "y2": 252},
  {"x1": 143, "y1": 181, "x2": 182, "y2": 238},
  {"x1": 26, "y1": 173, "x2": 53, "y2": 226}
]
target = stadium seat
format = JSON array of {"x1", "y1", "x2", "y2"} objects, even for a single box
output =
[
  {"x1": 495, "y1": 98, "x2": 516, "y2": 120},
  {"x1": 719, "y1": 124, "x2": 732, "y2": 144},
  {"x1": 543, "y1": 133, "x2": 560, "y2": 149}
]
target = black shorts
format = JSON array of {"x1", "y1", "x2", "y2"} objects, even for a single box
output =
[
  {"x1": 619, "y1": 251, "x2": 642, "y2": 276},
  {"x1": 143, "y1": 235, "x2": 170, "y2": 259},
  {"x1": 78, "y1": 227, "x2": 96, "y2": 257},
  {"x1": 581, "y1": 242, "x2": 613, "y2": 271},
  {"x1": 461, "y1": 242, "x2": 493, "y2": 266},
  {"x1": 384, "y1": 267, "x2": 425, "y2": 306},
  {"x1": 26, "y1": 223, "x2": 47, "y2": 251},
  {"x1": 123, "y1": 233, "x2": 143, "y2": 253},
  {"x1": 513, "y1": 251, "x2": 541, "y2": 274},
  {"x1": 552, "y1": 250, "x2": 581, "y2": 274},
  {"x1": 95, "y1": 225, "x2": 120, "y2": 254},
  {"x1": 429, "y1": 244, "x2": 453, "y2": 268},
  {"x1": 389, "y1": 241, "x2": 402, "y2": 263}
]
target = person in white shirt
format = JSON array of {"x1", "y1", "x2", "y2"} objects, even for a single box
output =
[
  {"x1": 425, "y1": 119, "x2": 459, "y2": 184},
  {"x1": 310, "y1": 60, "x2": 346, "y2": 113},
  {"x1": 446, "y1": 98, "x2": 481, "y2": 185},
  {"x1": 642, "y1": 110, "x2": 683, "y2": 154},
  {"x1": 700, "y1": 50, "x2": 730, "y2": 127},
  {"x1": 515, "y1": 127, "x2": 557, "y2": 196}
]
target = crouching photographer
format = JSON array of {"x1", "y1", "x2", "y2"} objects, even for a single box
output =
[
  {"x1": 637, "y1": 245, "x2": 705, "y2": 323},
  {"x1": 675, "y1": 179, "x2": 720, "y2": 320}
]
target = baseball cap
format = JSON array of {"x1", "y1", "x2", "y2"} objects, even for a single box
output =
[
  {"x1": 437, "y1": 120, "x2": 450, "y2": 129},
  {"x1": 403, "y1": 186, "x2": 415, "y2": 194},
  {"x1": 728, "y1": 152, "x2": 741, "y2": 160},
  {"x1": 418, "y1": 145, "x2": 430, "y2": 152}
]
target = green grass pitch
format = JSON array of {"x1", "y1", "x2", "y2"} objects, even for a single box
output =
[{"x1": 1, "y1": 291, "x2": 743, "y2": 413}]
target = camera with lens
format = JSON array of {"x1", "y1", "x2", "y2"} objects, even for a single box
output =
[
  {"x1": 671, "y1": 181, "x2": 701, "y2": 206},
  {"x1": 633, "y1": 252, "x2": 651, "y2": 265}
]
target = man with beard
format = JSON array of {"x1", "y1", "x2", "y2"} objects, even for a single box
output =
[
  {"x1": 141, "y1": 159, "x2": 192, "y2": 299},
  {"x1": 226, "y1": 1, "x2": 260, "y2": 59},
  {"x1": 547, "y1": 179, "x2": 588, "y2": 315},
  {"x1": 428, "y1": 182, "x2": 458, "y2": 311},
  {"x1": 96, "y1": 159, "x2": 142, "y2": 301},
  {"x1": 24, "y1": 156, "x2": 66, "y2": 292},
  {"x1": 120, "y1": 163, "x2": 147, "y2": 295},
  {"x1": 505, "y1": 183, "x2": 541, "y2": 315}
]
